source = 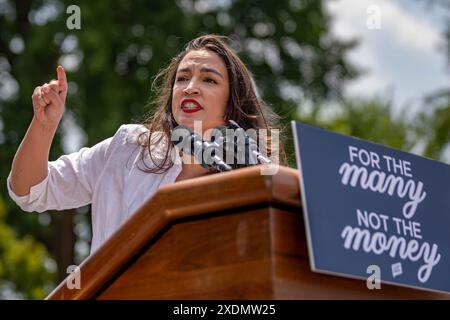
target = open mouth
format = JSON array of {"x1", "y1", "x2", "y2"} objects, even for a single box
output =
[{"x1": 181, "y1": 99, "x2": 203, "y2": 113}]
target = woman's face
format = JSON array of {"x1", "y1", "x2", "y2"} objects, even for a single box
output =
[{"x1": 172, "y1": 49, "x2": 229, "y2": 133}]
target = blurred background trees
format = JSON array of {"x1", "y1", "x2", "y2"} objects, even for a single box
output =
[{"x1": 0, "y1": 0, "x2": 448, "y2": 298}]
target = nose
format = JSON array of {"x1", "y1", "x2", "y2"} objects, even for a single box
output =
[{"x1": 183, "y1": 79, "x2": 200, "y2": 95}]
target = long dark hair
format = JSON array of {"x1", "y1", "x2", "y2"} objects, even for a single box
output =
[{"x1": 138, "y1": 34, "x2": 286, "y2": 173}]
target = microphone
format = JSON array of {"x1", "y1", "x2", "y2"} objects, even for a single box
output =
[
  {"x1": 225, "y1": 120, "x2": 272, "y2": 165},
  {"x1": 171, "y1": 125, "x2": 232, "y2": 172}
]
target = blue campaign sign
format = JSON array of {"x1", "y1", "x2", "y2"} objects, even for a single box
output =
[{"x1": 291, "y1": 121, "x2": 450, "y2": 294}]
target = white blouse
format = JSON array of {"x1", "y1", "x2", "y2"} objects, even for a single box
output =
[{"x1": 7, "y1": 124, "x2": 183, "y2": 254}]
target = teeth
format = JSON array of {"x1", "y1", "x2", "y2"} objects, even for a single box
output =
[{"x1": 183, "y1": 102, "x2": 200, "y2": 109}]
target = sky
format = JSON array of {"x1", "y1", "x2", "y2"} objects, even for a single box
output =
[{"x1": 325, "y1": 0, "x2": 449, "y2": 115}]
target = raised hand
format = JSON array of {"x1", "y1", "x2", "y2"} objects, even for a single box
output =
[{"x1": 32, "y1": 65, "x2": 68, "y2": 128}]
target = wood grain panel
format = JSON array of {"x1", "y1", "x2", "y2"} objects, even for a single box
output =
[{"x1": 98, "y1": 208, "x2": 273, "y2": 299}]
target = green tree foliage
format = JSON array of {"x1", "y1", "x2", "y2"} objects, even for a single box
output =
[
  {"x1": 313, "y1": 98, "x2": 414, "y2": 150},
  {"x1": 0, "y1": 195, "x2": 54, "y2": 299},
  {"x1": 415, "y1": 91, "x2": 450, "y2": 161},
  {"x1": 288, "y1": 97, "x2": 417, "y2": 169},
  {"x1": 414, "y1": 0, "x2": 450, "y2": 162}
]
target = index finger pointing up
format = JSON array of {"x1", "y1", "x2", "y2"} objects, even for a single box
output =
[{"x1": 57, "y1": 65, "x2": 68, "y2": 96}]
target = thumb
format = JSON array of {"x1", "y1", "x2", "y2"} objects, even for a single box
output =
[{"x1": 56, "y1": 65, "x2": 68, "y2": 99}]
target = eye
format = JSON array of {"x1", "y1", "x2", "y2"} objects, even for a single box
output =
[
  {"x1": 204, "y1": 77, "x2": 217, "y2": 84},
  {"x1": 176, "y1": 76, "x2": 188, "y2": 82}
]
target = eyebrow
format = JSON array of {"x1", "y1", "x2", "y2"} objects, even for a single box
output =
[{"x1": 177, "y1": 66, "x2": 224, "y2": 79}]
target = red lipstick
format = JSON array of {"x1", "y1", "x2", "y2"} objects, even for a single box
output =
[{"x1": 181, "y1": 99, "x2": 203, "y2": 113}]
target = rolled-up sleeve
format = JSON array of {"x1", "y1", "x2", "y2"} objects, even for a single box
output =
[{"x1": 7, "y1": 135, "x2": 114, "y2": 213}]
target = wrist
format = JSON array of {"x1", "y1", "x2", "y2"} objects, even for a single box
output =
[{"x1": 31, "y1": 116, "x2": 59, "y2": 136}]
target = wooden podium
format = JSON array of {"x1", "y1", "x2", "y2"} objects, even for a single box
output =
[{"x1": 46, "y1": 165, "x2": 449, "y2": 299}]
